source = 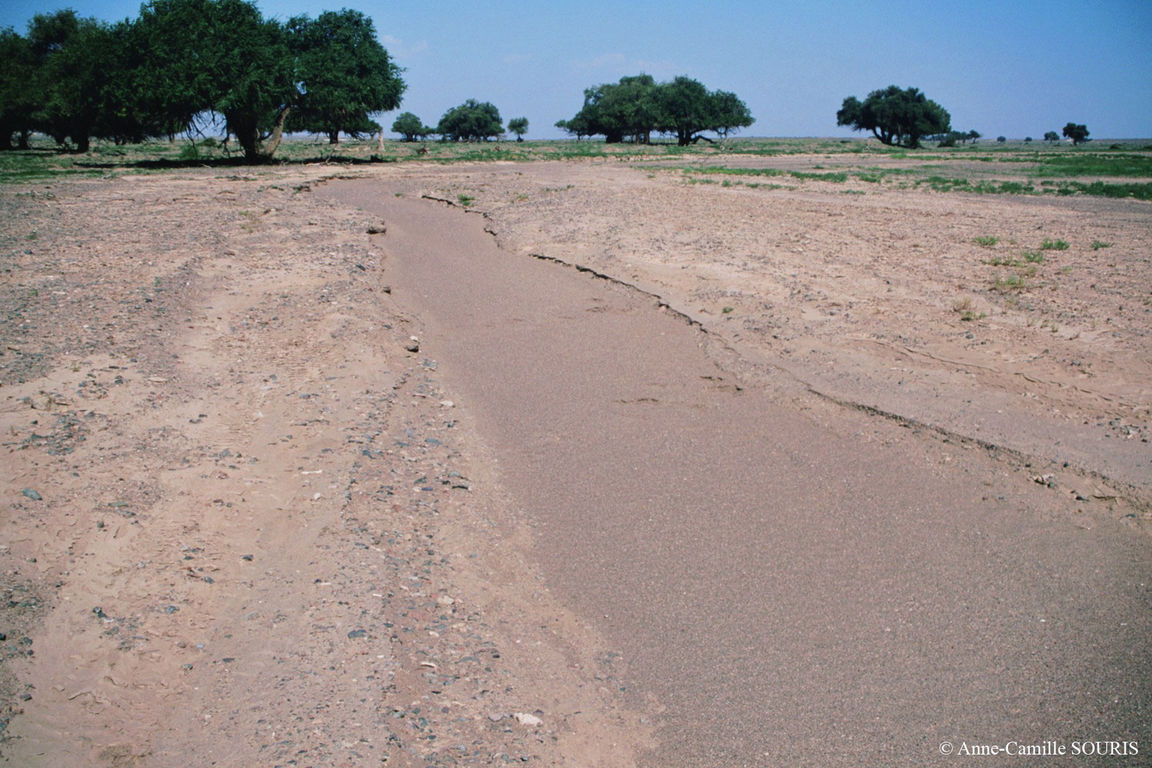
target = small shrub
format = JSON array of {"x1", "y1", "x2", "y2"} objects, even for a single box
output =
[
  {"x1": 1023, "y1": 251, "x2": 1044, "y2": 263},
  {"x1": 974, "y1": 235, "x2": 998, "y2": 247},
  {"x1": 1091, "y1": 240, "x2": 1112, "y2": 250},
  {"x1": 457, "y1": 193, "x2": 475, "y2": 206},
  {"x1": 1040, "y1": 239, "x2": 1069, "y2": 251}
]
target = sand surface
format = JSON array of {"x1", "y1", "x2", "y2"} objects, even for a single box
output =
[{"x1": 2, "y1": 157, "x2": 1149, "y2": 766}]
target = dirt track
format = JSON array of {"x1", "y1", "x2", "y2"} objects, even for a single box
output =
[{"x1": 2, "y1": 158, "x2": 1150, "y2": 766}]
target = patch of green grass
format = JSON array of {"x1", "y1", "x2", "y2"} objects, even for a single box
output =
[
  {"x1": 1056, "y1": 181, "x2": 1152, "y2": 201},
  {"x1": 1023, "y1": 251, "x2": 1045, "y2": 263},
  {"x1": 456, "y1": 193, "x2": 475, "y2": 206},
  {"x1": 684, "y1": 166, "x2": 848, "y2": 184},
  {"x1": 1091, "y1": 240, "x2": 1112, "y2": 250},
  {"x1": 1040, "y1": 239, "x2": 1069, "y2": 251},
  {"x1": 1031, "y1": 153, "x2": 1152, "y2": 178},
  {"x1": 974, "y1": 235, "x2": 998, "y2": 247}
]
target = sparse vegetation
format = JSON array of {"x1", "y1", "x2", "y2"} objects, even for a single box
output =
[
  {"x1": 974, "y1": 236, "x2": 998, "y2": 247},
  {"x1": 1040, "y1": 239, "x2": 1069, "y2": 251},
  {"x1": 992, "y1": 273, "x2": 1027, "y2": 292},
  {"x1": 952, "y1": 297, "x2": 986, "y2": 321},
  {"x1": 1, "y1": 136, "x2": 1150, "y2": 201}
]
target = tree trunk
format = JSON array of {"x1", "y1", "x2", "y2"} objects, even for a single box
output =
[
  {"x1": 328, "y1": 130, "x2": 339, "y2": 145},
  {"x1": 263, "y1": 106, "x2": 291, "y2": 158}
]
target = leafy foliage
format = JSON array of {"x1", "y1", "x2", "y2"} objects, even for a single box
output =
[
  {"x1": 0, "y1": 0, "x2": 405, "y2": 162},
  {"x1": 437, "y1": 100, "x2": 503, "y2": 142},
  {"x1": 0, "y1": 26, "x2": 38, "y2": 149},
  {"x1": 557, "y1": 74, "x2": 753, "y2": 145},
  {"x1": 286, "y1": 10, "x2": 404, "y2": 144},
  {"x1": 135, "y1": 0, "x2": 296, "y2": 161},
  {"x1": 837, "y1": 85, "x2": 951, "y2": 148},
  {"x1": 392, "y1": 112, "x2": 433, "y2": 141},
  {"x1": 1062, "y1": 123, "x2": 1090, "y2": 145},
  {"x1": 507, "y1": 117, "x2": 529, "y2": 141}
]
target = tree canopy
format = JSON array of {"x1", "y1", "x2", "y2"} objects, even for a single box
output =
[
  {"x1": 0, "y1": 0, "x2": 406, "y2": 161},
  {"x1": 286, "y1": 9, "x2": 404, "y2": 144},
  {"x1": 507, "y1": 117, "x2": 529, "y2": 141},
  {"x1": 437, "y1": 100, "x2": 503, "y2": 142},
  {"x1": 1062, "y1": 122, "x2": 1090, "y2": 145},
  {"x1": 837, "y1": 85, "x2": 951, "y2": 149},
  {"x1": 557, "y1": 74, "x2": 753, "y2": 145},
  {"x1": 392, "y1": 112, "x2": 433, "y2": 141},
  {"x1": 137, "y1": 0, "x2": 297, "y2": 160}
]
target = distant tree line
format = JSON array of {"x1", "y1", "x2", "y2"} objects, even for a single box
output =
[
  {"x1": 555, "y1": 74, "x2": 754, "y2": 145},
  {"x1": 0, "y1": 0, "x2": 404, "y2": 160},
  {"x1": 391, "y1": 105, "x2": 528, "y2": 143}
]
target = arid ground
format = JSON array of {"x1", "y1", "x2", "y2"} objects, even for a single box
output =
[{"x1": 1, "y1": 140, "x2": 1149, "y2": 766}]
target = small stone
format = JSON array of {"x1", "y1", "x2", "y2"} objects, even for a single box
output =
[
  {"x1": 347, "y1": 629, "x2": 368, "y2": 639},
  {"x1": 405, "y1": 337, "x2": 420, "y2": 353},
  {"x1": 21, "y1": 488, "x2": 42, "y2": 501},
  {"x1": 514, "y1": 712, "x2": 543, "y2": 727}
]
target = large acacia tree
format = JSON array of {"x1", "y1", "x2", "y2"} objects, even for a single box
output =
[
  {"x1": 837, "y1": 85, "x2": 950, "y2": 149},
  {"x1": 0, "y1": 0, "x2": 406, "y2": 161},
  {"x1": 0, "y1": 27, "x2": 37, "y2": 149},
  {"x1": 22, "y1": 10, "x2": 117, "y2": 152},
  {"x1": 437, "y1": 100, "x2": 503, "y2": 142},
  {"x1": 557, "y1": 74, "x2": 753, "y2": 145},
  {"x1": 286, "y1": 9, "x2": 404, "y2": 144},
  {"x1": 135, "y1": 0, "x2": 296, "y2": 161}
]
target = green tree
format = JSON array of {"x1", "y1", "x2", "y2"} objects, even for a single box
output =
[
  {"x1": 392, "y1": 112, "x2": 432, "y2": 141},
  {"x1": 286, "y1": 9, "x2": 404, "y2": 144},
  {"x1": 1062, "y1": 122, "x2": 1089, "y2": 145},
  {"x1": 507, "y1": 116, "x2": 529, "y2": 141},
  {"x1": 570, "y1": 74, "x2": 660, "y2": 143},
  {"x1": 0, "y1": 27, "x2": 36, "y2": 149},
  {"x1": 656, "y1": 76, "x2": 714, "y2": 146},
  {"x1": 1044, "y1": 131, "x2": 1060, "y2": 143},
  {"x1": 437, "y1": 99, "x2": 503, "y2": 142},
  {"x1": 708, "y1": 90, "x2": 755, "y2": 139},
  {"x1": 558, "y1": 74, "x2": 752, "y2": 145},
  {"x1": 25, "y1": 10, "x2": 116, "y2": 152},
  {"x1": 136, "y1": 0, "x2": 295, "y2": 161},
  {"x1": 837, "y1": 85, "x2": 951, "y2": 148}
]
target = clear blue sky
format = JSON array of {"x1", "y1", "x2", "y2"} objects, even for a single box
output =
[{"x1": 3, "y1": 0, "x2": 1150, "y2": 139}]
